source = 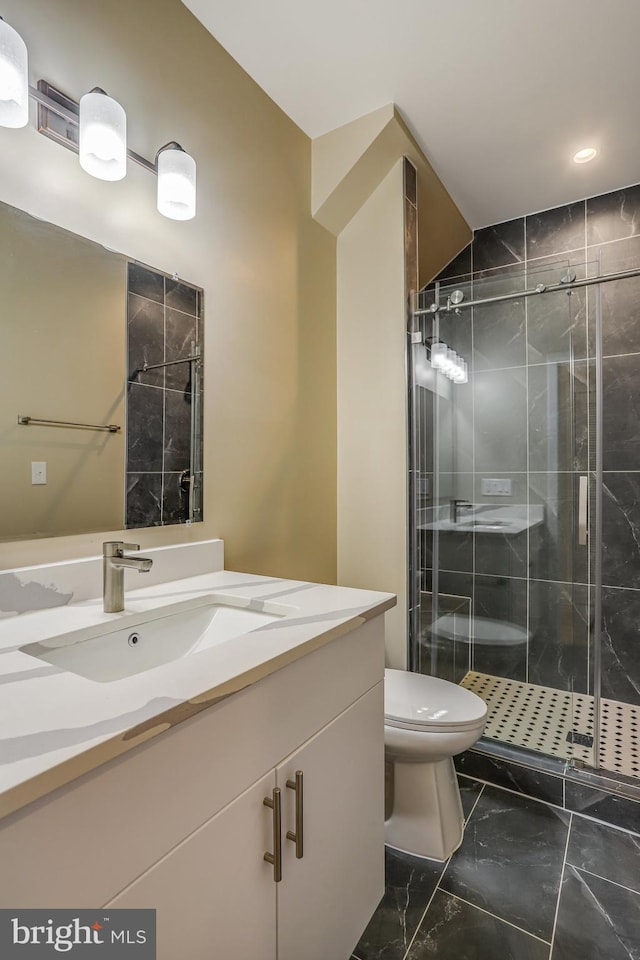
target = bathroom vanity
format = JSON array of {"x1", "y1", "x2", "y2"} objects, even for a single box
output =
[{"x1": 0, "y1": 542, "x2": 394, "y2": 960}]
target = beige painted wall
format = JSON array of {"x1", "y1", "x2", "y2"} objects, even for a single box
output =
[
  {"x1": 337, "y1": 161, "x2": 408, "y2": 667},
  {"x1": 0, "y1": 0, "x2": 336, "y2": 580}
]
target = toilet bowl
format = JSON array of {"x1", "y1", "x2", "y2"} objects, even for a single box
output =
[{"x1": 384, "y1": 668, "x2": 487, "y2": 861}]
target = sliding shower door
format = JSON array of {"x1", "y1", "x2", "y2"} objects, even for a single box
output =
[{"x1": 411, "y1": 260, "x2": 593, "y2": 768}]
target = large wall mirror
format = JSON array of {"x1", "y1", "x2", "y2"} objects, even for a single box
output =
[{"x1": 0, "y1": 200, "x2": 203, "y2": 543}]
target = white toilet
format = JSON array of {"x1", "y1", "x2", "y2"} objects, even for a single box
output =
[{"x1": 384, "y1": 668, "x2": 487, "y2": 861}]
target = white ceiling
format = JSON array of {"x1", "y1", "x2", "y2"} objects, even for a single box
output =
[{"x1": 183, "y1": 0, "x2": 640, "y2": 229}]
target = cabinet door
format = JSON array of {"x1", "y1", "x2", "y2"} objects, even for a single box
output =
[
  {"x1": 277, "y1": 683, "x2": 384, "y2": 960},
  {"x1": 107, "y1": 771, "x2": 277, "y2": 960}
]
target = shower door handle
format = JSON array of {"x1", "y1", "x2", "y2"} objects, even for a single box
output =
[{"x1": 578, "y1": 475, "x2": 588, "y2": 545}]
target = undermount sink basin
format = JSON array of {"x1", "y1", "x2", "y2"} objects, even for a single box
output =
[{"x1": 20, "y1": 595, "x2": 287, "y2": 683}]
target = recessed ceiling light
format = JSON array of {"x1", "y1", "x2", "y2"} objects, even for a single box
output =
[{"x1": 573, "y1": 147, "x2": 598, "y2": 164}]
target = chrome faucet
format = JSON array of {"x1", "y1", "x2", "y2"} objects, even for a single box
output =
[
  {"x1": 450, "y1": 499, "x2": 473, "y2": 523},
  {"x1": 103, "y1": 542, "x2": 153, "y2": 613}
]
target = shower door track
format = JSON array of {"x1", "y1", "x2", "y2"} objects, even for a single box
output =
[{"x1": 413, "y1": 264, "x2": 640, "y2": 316}]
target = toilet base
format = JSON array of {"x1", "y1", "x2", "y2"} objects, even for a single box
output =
[{"x1": 384, "y1": 756, "x2": 464, "y2": 861}]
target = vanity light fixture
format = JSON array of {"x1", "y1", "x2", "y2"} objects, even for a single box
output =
[
  {"x1": 0, "y1": 16, "x2": 28, "y2": 128},
  {"x1": 573, "y1": 147, "x2": 598, "y2": 164},
  {"x1": 429, "y1": 340, "x2": 468, "y2": 384},
  {"x1": 156, "y1": 142, "x2": 197, "y2": 221},
  {"x1": 0, "y1": 17, "x2": 197, "y2": 220},
  {"x1": 79, "y1": 88, "x2": 127, "y2": 181}
]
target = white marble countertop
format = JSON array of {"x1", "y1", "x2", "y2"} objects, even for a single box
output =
[{"x1": 0, "y1": 568, "x2": 395, "y2": 820}]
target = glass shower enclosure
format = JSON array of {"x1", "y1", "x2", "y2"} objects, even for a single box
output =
[{"x1": 409, "y1": 256, "x2": 640, "y2": 787}]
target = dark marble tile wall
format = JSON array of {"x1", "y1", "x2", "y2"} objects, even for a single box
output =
[
  {"x1": 125, "y1": 263, "x2": 203, "y2": 530},
  {"x1": 416, "y1": 182, "x2": 640, "y2": 716}
]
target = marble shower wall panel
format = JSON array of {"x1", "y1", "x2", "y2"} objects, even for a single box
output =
[
  {"x1": 525, "y1": 200, "x2": 586, "y2": 260},
  {"x1": 473, "y1": 367, "x2": 527, "y2": 473},
  {"x1": 422, "y1": 181, "x2": 640, "y2": 718},
  {"x1": 586, "y1": 183, "x2": 640, "y2": 245},
  {"x1": 528, "y1": 580, "x2": 589, "y2": 693},
  {"x1": 472, "y1": 267, "x2": 526, "y2": 372},
  {"x1": 125, "y1": 263, "x2": 203, "y2": 530}
]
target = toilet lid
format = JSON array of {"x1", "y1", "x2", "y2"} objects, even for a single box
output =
[{"x1": 384, "y1": 669, "x2": 487, "y2": 731}]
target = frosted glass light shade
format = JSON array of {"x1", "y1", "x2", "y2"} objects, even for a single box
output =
[
  {"x1": 0, "y1": 18, "x2": 28, "y2": 128},
  {"x1": 430, "y1": 341, "x2": 448, "y2": 371},
  {"x1": 157, "y1": 145, "x2": 196, "y2": 220},
  {"x1": 79, "y1": 90, "x2": 127, "y2": 181}
]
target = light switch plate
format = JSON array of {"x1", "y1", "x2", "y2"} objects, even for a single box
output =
[{"x1": 31, "y1": 462, "x2": 47, "y2": 485}]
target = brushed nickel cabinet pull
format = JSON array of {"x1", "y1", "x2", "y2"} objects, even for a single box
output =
[
  {"x1": 286, "y1": 770, "x2": 304, "y2": 859},
  {"x1": 263, "y1": 787, "x2": 282, "y2": 882},
  {"x1": 578, "y1": 475, "x2": 588, "y2": 546}
]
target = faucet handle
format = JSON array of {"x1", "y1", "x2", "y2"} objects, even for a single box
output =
[{"x1": 103, "y1": 541, "x2": 140, "y2": 558}]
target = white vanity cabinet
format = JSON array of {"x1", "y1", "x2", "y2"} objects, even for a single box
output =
[
  {"x1": 109, "y1": 684, "x2": 383, "y2": 960},
  {"x1": 0, "y1": 615, "x2": 386, "y2": 960}
]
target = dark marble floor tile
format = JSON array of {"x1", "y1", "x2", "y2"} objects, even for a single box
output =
[
  {"x1": 125, "y1": 473, "x2": 162, "y2": 528},
  {"x1": 565, "y1": 782, "x2": 640, "y2": 833},
  {"x1": 526, "y1": 200, "x2": 585, "y2": 261},
  {"x1": 165, "y1": 277, "x2": 198, "y2": 316},
  {"x1": 567, "y1": 814, "x2": 640, "y2": 894},
  {"x1": 127, "y1": 292, "x2": 164, "y2": 387},
  {"x1": 600, "y1": 587, "x2": 640, "y2": 707},
  {"x1": 128, "y1": 262, "x2": 164, "y2": 304},
  {"x1": 551, "y1": 864, "x2": 640, "y2": 960},
  {"x1": 440, "y1": 786, "x2": 569, "y2": 940},
  {"x1": 528, "y1": 580, "x2": 589, "y2": 694},
  {"x1": 458, "y1": 775, "x2": 484, "y2": 821},
  {"x1": 406, "y1": 889, "x2": 550, "y2": 960},
  {"x1": 473, "y1": 219, "x2": 525, "y2": 272},
  {"x1": 602, "y1": 473, "x2": 640, "y2": 589},
  {"x1": 474, "y1": 367, "x2": 527, "y2": 473},
  {"x1": 164, "y1": 390, "x2": 192, "y2": 473},
  {"x1": 529, "y1": 473, "x2": 588, "y2": 585},
  {"x1": 587, "y1": 183, "x2": 640, "y2": 245},
  {"x1": 354, "y1": 847, "x2": 443, "y2": 960},
  {"x1": 588, "y1": 235, "x2": 640, "y2": 357},
  {"x1": 165, "y1": 307, "x2": 198, "y2": 393},
  {"x1": 455, "y1": 753, "x2": 564, "y2": 807},
  {"x1": 126, "y1": 382, "x2": 164, "y2": 472},
  {"x1": 603, "y1": 354, "x2": 640, "y2": 471}
]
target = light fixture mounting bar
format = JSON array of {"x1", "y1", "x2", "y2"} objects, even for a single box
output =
[{"x1": 32, "y1": 81, "x2": 156, "y2": 174}]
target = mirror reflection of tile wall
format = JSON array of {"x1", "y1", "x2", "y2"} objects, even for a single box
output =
[{"x1": 126, "y1": 263, "x2": 204, "y2": 529}]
